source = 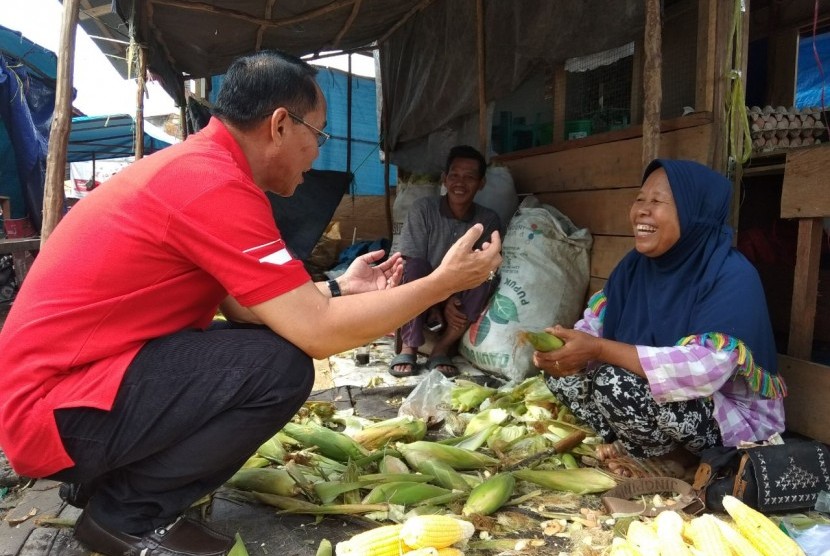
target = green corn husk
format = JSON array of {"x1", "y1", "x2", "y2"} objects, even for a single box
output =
[
  {"x1": 229, "y1": 533, "x2": 249, "y2": 556},
  {"x1": 240, "y1": 455, "x2": 271, "y2": 469},
  {"x1": 315, "y1": 539, "x2": 332, "y2": 556},
  {"x1": 281, "y1": 422, "x2": 369, "y2": 462},
  {"x1": 397, "y1": 440, "x2": 498, "y2": 471},
  {"x1": 462, "y1": 472, "x2": 516, "y2": 516},
  {"x1": 293, "y1": 450, "x2": 348, "y2": 477},
  {"x1": 512, "y1": 468, "x2": 617, "y2": 494},
  {"x1": 361, "y1": 481, "x2": 452, "y2": 505},
  {"x1": 486, "y1": 425, "x2": 527, "y2": 453},
  {"x1": 412, "y1": 459, "x2": 472, "y2": 492},
  {"x1": 252, "y1": 491, "x2": 388, "y2": 515},
  {"x1": 313, "y1": 481, "x2": 362, "y2": 504},
  {"x1": 340, "y1": 461, "x2": 361, "y2": 505},
  {"x1": 463, "y1": 408, "x2": 509, "y2": 436},
  {"x1": 256, "y1": 435, "x2": 287, "y2": 463},
  {"x1": 226, "y1": 467, "x2": 299, "y2": 497},
  {"x1": 561, "y1": 453, "x2": 579, "y2": 469},
  {"x1": 454, "y1": 423, "x2": 500, "y2": 452},
  {"x1": 350, "y1": 416, "x2": 427, "y2": 450},
  {"x1": 357, "y1": 473, "x2": 434, "y2": 487},
  {"x1": 378, "y1": 454, "x2": 410, "y2": 474},
  {"x1": 451, "y1": 380, "x2": 497, "y2": 412}
]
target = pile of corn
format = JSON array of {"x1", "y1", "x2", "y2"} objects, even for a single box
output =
[
  {"x1": 611, "y1": 496, "x2": 806, "y2": 556},
  {"x1": 224, "y1": 375, "x2": 809, "y2": 555}
]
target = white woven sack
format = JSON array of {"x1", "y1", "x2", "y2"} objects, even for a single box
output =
[{"x1": 460, "y1": 196, "x2": 592, "y2": 382}]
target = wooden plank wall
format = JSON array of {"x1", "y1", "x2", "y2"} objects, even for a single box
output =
[{"x1": 499, "y1": 121, "x2": 713, "y2": 297}]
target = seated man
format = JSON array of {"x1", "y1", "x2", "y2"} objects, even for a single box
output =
[{"x1": 390, "y1": 145, "x2": 502, "y2": 377}]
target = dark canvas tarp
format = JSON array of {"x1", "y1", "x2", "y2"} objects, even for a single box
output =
[{"x1": 82, "y1": 0, "x2": 647, "y2": 174}]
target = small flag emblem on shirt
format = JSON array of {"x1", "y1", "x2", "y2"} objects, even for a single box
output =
[{"x1": 244, "y1": 239, "x2": 293, "y2": 265}]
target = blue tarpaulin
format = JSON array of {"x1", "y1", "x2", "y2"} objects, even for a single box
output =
[
  {"x1": 68, "y1": 114, "x2": 176, "y2": 163},
  {"x1": 0, "y1": 24, "x2": 58, "y2": 227},
  {"x1": 796, "y1": 31, "x2": 829, "y2": 109}
]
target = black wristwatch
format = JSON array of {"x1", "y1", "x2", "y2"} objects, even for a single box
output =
[{"x1": 327, "y1": 279, "x2": 342, "y2": 297}]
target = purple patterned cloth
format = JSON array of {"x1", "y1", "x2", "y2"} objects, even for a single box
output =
[{"x1": 574, "y1": 300, "x2": 785, "y2": 446}]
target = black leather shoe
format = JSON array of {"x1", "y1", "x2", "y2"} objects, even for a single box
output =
[
  {"x1": 59, "y1": 482, "x2": 92, "y2": 509},
  {"x1": 74, "y1": 511, "x2": 233, "y2": 556}
]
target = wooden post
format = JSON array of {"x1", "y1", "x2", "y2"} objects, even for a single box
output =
[
  {"x1": 476, "y1": 0, "x2": 487, "y2": 154},
  {"x1": 41, "y1": 0, "x2": 81, "y2": 244},
  {"x1": 552, "y1": 63, "x2": 566, "y2": 144},
  {"x1": 641, "y1": 0, "x2": 662, "y2": 169},
  {"x1": 135, "y1": 46, "x2": 146, "y2": 160}
]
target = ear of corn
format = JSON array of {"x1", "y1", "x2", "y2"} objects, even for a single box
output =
[
  {"x1": 351, "y1": 416, "x2": 427, "y2": 450},
  {"x1": 654, "y1": 510, "x2": 693, "y2": 556},
  {"x1": 281, "y1": 422, "x2": 369, "y2": 462},
  {"x1": 721, "y1": 495, "x2": 805, "y2": 556},
  {"x1": 626, "y1": 520, "x2": 661, "y2": 555},
  {"x1": 451, "y1": 380, "x2": 496, "y2": 412},
  {"x1": 225, "y1": 467, "x2": 299, "y2": 497},
  {"x1": 241, "y1": 455, "x2": 271, "y2": 468},
  {"x1": 436, "y1": 549, "x2": 465, "y2": 556},
  {"x1": 711, "y1": 514, "x2": 764, "y2": 556},
  {"x1": 608, "y1": 537, "x2": 641, "y2": 556},
  {"x1": 379, "y1": 455, "x2": 410, "y2": 474},
  {"x1": 512, "y1": 468, "x2": 617, "y2": 494},
  {"x1": 402, "y1": 549, "x2": 439, "y2": 556},
  {"x1": 362, "y1": 482, "x2": 453, "y2": 505},
  {"x1": 397, "y1": 441, "x2": 499, "y2": 471},
  {"x1": 517, "y1": 330, "x2": 564, "y2": 352},
  {"x1": 400, "y1": 515, "x2": 476, "y2": 549},
  {"x1": 256, "y1": 435, "x2": 287, "y2": 463},
  {"x1": 685, "y1": 514, "x2": 732, "y2": 556},
  {"x1": 461, "y1": 473, "x2": 515, "y2": 516},
  {"x1": 334, "y1": 524, "x2": 407, "y2": 556}
]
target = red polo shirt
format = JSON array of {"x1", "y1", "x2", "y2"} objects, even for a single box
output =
[{"x1": 0, "y1": 118, "x2": 310, "y2": 477}]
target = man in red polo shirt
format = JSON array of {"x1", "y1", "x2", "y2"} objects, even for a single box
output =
[{"x1": 0, "y1": 50, "x2": 502, "y2": 556}]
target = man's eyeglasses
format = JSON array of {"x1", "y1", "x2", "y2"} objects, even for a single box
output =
[{"x1": 286, "y1": 110, "x2": 330, "y2": 147}]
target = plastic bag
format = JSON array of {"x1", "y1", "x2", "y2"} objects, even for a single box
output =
[{"x1": 397, "y1": 369, "x2": 454, "y2": 426}]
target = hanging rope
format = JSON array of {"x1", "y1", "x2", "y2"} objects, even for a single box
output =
[{"x1": 724, "y1": 0, "x2": 752, "y2": 166}]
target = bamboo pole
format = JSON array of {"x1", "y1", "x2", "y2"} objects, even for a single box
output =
[
  {"x1": 41, "y1": 0, "x2": 81, "y2": 244},
  {"x1": 135, "y1": 46, "x2": 146, "y2": 160},
  {"x1": 476, "y1": 0, "x2": 487, "y2": 154},
  {"x1": 641, "y1": 0, "x2": 663, "y2": 170}
]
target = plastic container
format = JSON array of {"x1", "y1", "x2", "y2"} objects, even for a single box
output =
[{"x1": 565, "y1": 119, "x2": 592, "y2": 140}]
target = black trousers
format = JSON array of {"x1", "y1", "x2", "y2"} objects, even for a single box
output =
[{"x1": 48, "y1": 322, "x2": 314, "y2": 535}]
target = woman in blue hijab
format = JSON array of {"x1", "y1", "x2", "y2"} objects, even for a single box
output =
[{"x1": 535, "y1": 159, "x2": 786, "y2": 468}]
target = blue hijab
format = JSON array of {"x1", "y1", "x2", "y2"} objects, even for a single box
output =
[{"x1": 602, "y1": 159, "x2": 783, "y2": 397}]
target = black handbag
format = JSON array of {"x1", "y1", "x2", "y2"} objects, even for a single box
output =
[{"x1": 693, "y1": 441, "x2": 830, "y2": 513}]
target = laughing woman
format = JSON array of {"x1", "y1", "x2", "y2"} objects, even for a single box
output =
[{"x1": 534, "y1": 159, "x2": 786, "y2": 471}]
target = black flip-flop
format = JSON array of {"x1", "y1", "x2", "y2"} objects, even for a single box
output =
[
  {"x1": 427, "y1": 355, "x2": 459, "y2": 378},
  {"x1": 388, "y1": 353, "x2": 418, "y2": 377}
]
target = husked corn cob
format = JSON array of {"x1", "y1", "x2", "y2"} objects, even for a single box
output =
[
  {"x1": 402, "y1": 549, "x2": 438, "y2": 556},
  {"x1": 517, "y1": 330, "x2": 565, "y2": 351},
  {"x1": 461, "y1": 473, "x2": 515, "y2": 516},
  {"x1": 626, "y1": 520, "x2": 660, "y2": 555},
  {"x1": 654, "y1": 510, "x2": 693, "y2": 556},
  {"x1": 722, "y1": 495, "x2": 805, "y2": 556},
  {"x1": 685, "y1": 514, "x2": 732, "y2": 556},
  {"x1": 608, "y1": 537, "x2": 640, "y2": 556},
  {"x1": 334, "y1": 524, "x2": 407, "y2": 556},
  {"x1": 400, "y1": 515, "x2": 475, "y2": 549},
  {"x1": 436, "y1": 549, "x2": 464, "y2": 556},
  {"x1": 711, "y1": 515, "x2": 764, "y2": 556},
  {"x1": 397, "y1": 441, "x2": 499, "y2": 470}
]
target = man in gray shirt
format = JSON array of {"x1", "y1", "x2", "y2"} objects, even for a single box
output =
[{"x1": 390, "y1": 145, "x2": 502, "y2": 377}]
